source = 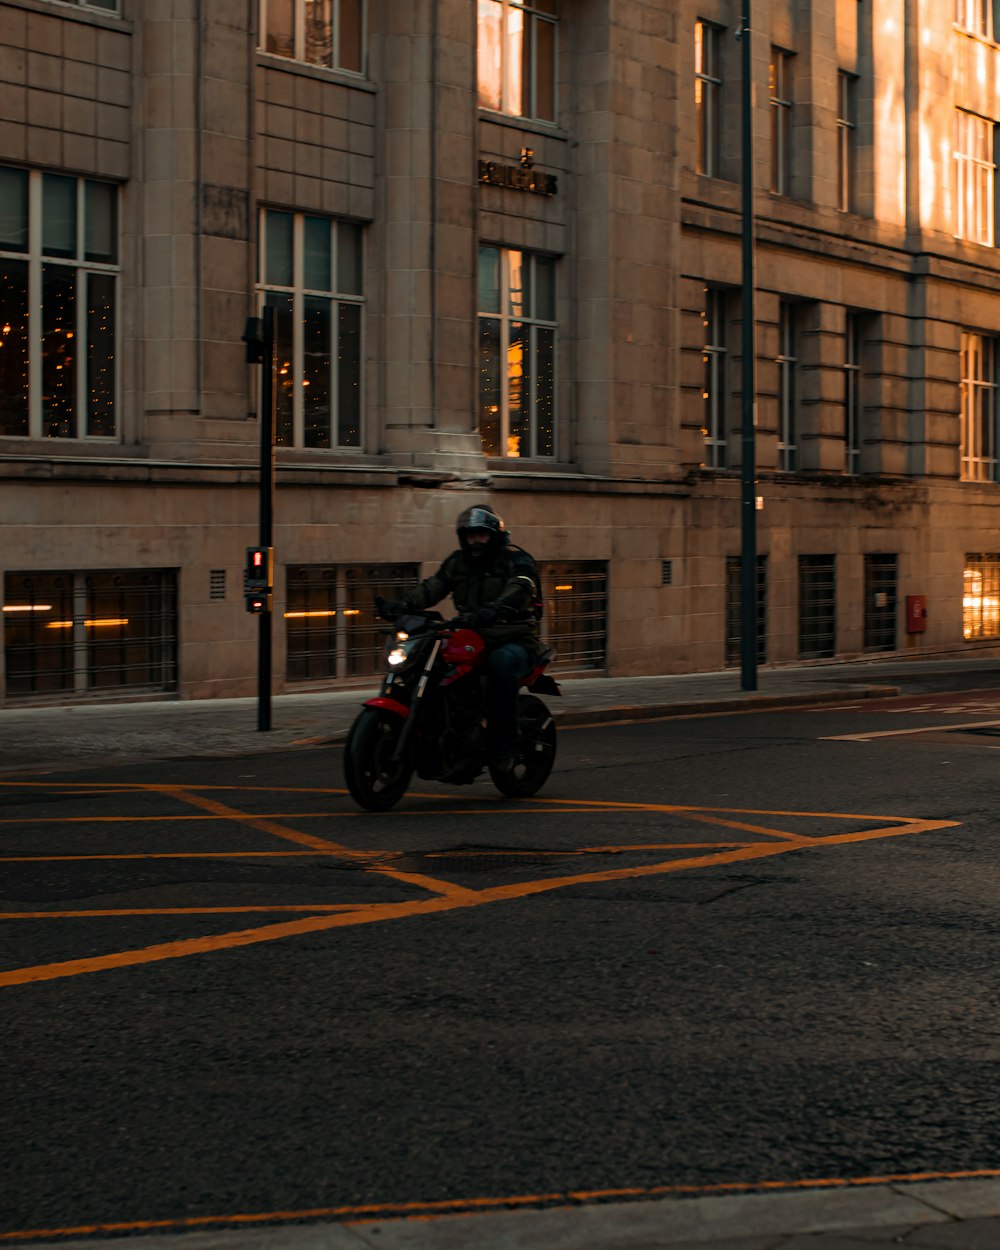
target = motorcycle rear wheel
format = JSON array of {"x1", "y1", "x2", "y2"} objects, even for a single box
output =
[
  {"x1": 489, "y1": 693, "x2": 557, "y2": 798},
  {"x1": 343, "y1": 708, "x2": 414, "y2": 811}
]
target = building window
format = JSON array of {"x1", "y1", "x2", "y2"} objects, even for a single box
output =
[
  {"x1": 478, "y1": 0, "x2": 557, "y2": 123},
  {"x1": 777, "y1": 302, "x2": 797, "y2": 471},
  {"x1": 285, "y1": 564, "x2": 419, "y2": 682},
  {"x1": 864, "y1": 554, "x2": 897, "y2": 651},
  {"x1": 695, "y1": 20, "x2": 722, "y2": 177},
  {"x1": 0, "y1": 166, "x2": 118, "y2": 441},
  {"x1": 799, "y1": 555, "x2": 836, "y2": 659},
  {"x1": 540, "y1": 562, "x2": 607, "y2": 672},
  {"x1": 260, "y1": 0, "x2": 364, "y2": 73},
  {"x1": 955, "y1": 110, "x2": 995, "y2": 247},
  {"x1": 956, "y1": 0, "x2": 994, "y2": 39},
  {"x1": 3, "y1": 570, "x2": 177, "y2": 700},
  {"x1": 964, "y1": 554, "x2": 1000, "y2": 639},
  {"x1": 259, "y1": 210, "x2": 364, "y2": 450},
  {"x1": 769, "y1": 47, "x2": 793, "y2": 195},
  {"x1": 725, "y1": 556, "x2": 767, "y2": 667},
  {"x1": 702, "y1": 287, "x2": 728, "y2": 468},
  {"x1": 837, "y1": 71, "x2": 857, "y2": 212},
  {"x1": 960, "y1": 331, "x2": 999, "y2": 481},
  {"x1": 478, "y1": 245, "x2": 557, "y2": 459},
  {"x1": 844, "y1": 313, "x2": 863, "y2": 474}
]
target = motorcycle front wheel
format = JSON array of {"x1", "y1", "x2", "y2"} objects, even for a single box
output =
[
  {"x1": 343, "y1": 708, "x2": 414, "y2": 811},
  {"x1": 489, "y1": 693, "x2": 557, "y2": 798}
]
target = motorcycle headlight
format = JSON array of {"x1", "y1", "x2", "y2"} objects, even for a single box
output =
[{"x1": 387, "y1": 632, "x2": 418, "y2": 668}]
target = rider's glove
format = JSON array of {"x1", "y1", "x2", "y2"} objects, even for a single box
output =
[
  {"x1": 375, "y1": 596, "x2": 408, "y2": 622},
  {"x1": 471, "y1": 605, "x2": 498, "y2": 629}
]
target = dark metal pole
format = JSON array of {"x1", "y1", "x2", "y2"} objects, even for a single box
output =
[
  {"x1": 258, "y1": 305, "x2": 275, "y2": 731},
  {"x1": 739, "y1": 0, "x2": 758, "y2": 691}
]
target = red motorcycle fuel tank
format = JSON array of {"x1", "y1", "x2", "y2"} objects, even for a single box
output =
[{"x1": 441, "y1": 628, "x2": 486, "y2": 666}]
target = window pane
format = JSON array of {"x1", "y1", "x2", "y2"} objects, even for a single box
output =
[
  {"x1": 304, "y1": 216, "x2": 332, "y2": 291},
  {"x1": 337, "y1": 221, "x2": 363, "y2": 295},
  {"x1": 535, "y1": 326, "x2": 555, "y2": 456},
  {"x1": 534, "y1": 16, "x2": 556, "y2": 121},
  {"x1": 303, "y1": 295, "x2": 332, "y2": 448},
  {"x1": 42, "y1": 174, "x2": 77, "y2": 259},
  {"x1": 339, "y1": 0, "x2": 363, "y2": 72},
  {"x1": 478, "y1": 0, "x2": 503, "y2": 110},
  {"x1": 42, "y1": 264, "x2": 77, "y2": 438},
  {"x1": 507, "y1": 321, "x2": 530, "y2": 457},
  {"x1": 0, "y1": 260, "x2": 30, "y2": 436},
  {"x1": 266, "y1": 291, "x2": 295, "y2": 445},
  {"x1": 3, "y1": 573, "x2": 75, "y2": 696},
  {"x1": 305, "y1": 0, "x2": 332, "y2": 66},
  {"x1": 0, "y1": 167, "x2": 28, "y2": 252},
  {"x1": 86, "y1": 272, "x2": 116, "y2": 437},
  {"x1": 265, "y1": 210, "x2": 294, "y2": 286},
  {"x1": 534, "y1": 255, "x2": 555, "y2": 321},
  {"x1": 478, "y1": 246, "x2": 501, "y2": 314},
  {"x1": 265, "y1": 0, "x2": 295, "y2": 56},
  {"x1": 479, "y1": 316, "x2": 501, "y2": 455},
  {"x1": 507, "y1": 249, "x2": 526, "y2": 317},
  {"x1": 337, "y1": 301, "x2": 362, "y2": 446},
  {"x1": 84, "y1": 181, "x2": 117, "y2": 263},
  {"x1": 506, "y1": 4, "x2": 527, "y2": 116}
]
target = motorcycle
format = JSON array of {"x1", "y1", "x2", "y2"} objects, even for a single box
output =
[{"x1": 343, "y1": 609, "x2": 560, "y2": 811}]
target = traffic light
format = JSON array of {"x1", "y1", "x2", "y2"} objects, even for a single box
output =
[{"x1": 245, "y1": 546, "x2": 273, "y2": 614}]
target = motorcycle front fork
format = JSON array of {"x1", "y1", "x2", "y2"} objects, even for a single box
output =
[{"x1": 390, "y1": 638, "x2": 441, "y2": 763}]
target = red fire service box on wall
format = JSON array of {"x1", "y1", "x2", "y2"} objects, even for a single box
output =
[{"x1": 905, "y1": 594, "x2": 928, "y2": 633}]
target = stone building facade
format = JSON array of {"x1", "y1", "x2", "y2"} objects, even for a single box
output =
[{"x1": 1, "y1": 0, "x2": 999, "y2": 705}]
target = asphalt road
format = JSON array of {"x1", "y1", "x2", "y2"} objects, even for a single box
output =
[{"x1": 3, "y1": 691, "x2": 1000, "y2": 1241}]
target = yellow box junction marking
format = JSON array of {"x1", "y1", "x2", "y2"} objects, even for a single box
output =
[{"x1": 0, "y1": 780, "x2": 959, "y2": 989}]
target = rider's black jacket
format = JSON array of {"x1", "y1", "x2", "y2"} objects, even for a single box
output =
[{"x1": 400, "y1": 538, "x2": 542, "y2": 652}]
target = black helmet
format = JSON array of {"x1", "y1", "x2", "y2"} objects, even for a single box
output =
[{"x1": 457, "y1": 505, "x2": 506, "y2": 558}]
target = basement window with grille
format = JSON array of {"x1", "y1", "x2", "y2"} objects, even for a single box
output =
[
  {"x1": 798, "y1": 555, "x2": 836, "y2": 659},
  {"x1": 285, "y1": 564, "x2": 419, "y2": 682},
  {"x1": 541, "y1": 562, "x2": 608, "y2": 672},
  {"x1": 3, "y1": 569, "x2": 178, "y2": 700}
]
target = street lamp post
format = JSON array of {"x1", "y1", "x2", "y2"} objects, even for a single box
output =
[{"x1": 738, "y1": 0, "x2": 758, "y2": 691}]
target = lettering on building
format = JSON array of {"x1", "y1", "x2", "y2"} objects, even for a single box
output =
[{"x1": 478, "y1": 148, "x2": 558, "y2": 197}]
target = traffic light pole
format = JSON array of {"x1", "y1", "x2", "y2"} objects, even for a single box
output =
[
  {"x1": 739, "y1": 0, "x2": 759, "y2": 691},
  {"x1": 257, "y1": 305, "x2": 275, "y2": 732},
  {"x1": 242, "y1": 308, "x2": 276, "y2": 732}
]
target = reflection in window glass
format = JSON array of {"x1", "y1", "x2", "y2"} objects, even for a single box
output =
[
  {"x1": 263, "y1": 0, "x2": 365, "y2": 72},
  {"x1": 477, "y1": 245, "x2": 557, "y2": 459},
  {"x1": 260, "y1": 211, "x2": 365, "y2": 449},
  {"x1": 0, "y1": 167, "x2": 118, "y2": 441},
  {"x1": 964, "y1": 555, "x2": 1000, "y2": 639},
  {"x1": 478, "y1": 0, "x2": 557, "y2": 122}
]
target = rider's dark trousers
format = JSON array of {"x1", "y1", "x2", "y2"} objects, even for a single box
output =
[{"x1": 485, "y1": 643, "x2": 532, "y2": 756}]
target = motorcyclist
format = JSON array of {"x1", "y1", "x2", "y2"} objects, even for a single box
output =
[{"x1": 375, "y1": 505, "x2": 542, "y2": 772}]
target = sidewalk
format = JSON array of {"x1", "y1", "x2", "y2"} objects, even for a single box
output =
[
  {"x1": 2, "y1": 653, "x2": 1000, "y2": 774},
  {"x1": 25, "y1": 1174, "x2": 1000, "y2": 1248}
]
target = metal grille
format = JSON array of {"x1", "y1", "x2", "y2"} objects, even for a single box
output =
[
  {"x1": 3, "y1": 570, "x2": 178, "y2": 699},
  {"x1": 285, "y1": 564, "x2": 419, "y2": 682},
  {"x1": 798, "y1": 555, "x2": 836, "y2": 659},
  {"x1": 661, "y1": 560, "x2": 673, "y2": 586},
  {"x1": 209, "y1": 570, "x2": 226, "y2": 600},
  {"x1": 541, "y1": 562, "x2": 608, "y2": 672},
  {"x1": 863, "y1": 553, "x2": 897, "y2": 651},
  {"x1": 725, "y1": 556, "x2": 767, "y2": 667}
]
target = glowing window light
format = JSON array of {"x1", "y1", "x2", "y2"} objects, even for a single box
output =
[
  {"x1": 283, "y1": 610, "x2": 337, "y2": 618},
  {"x1": 2, "y1": 604, "x2": 53, "y2": 612},
  {"x1": 45, "y1": 618, "x2": 129, "y2": 629},
  {"x1": 555, "y1": 584, "x2": 573, "y2": 591}
]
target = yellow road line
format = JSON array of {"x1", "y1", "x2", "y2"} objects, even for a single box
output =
[
  {"x1": 823, "y1": 717, "x2": 1000, "y2": 741},
  {"x1": 0, "y1": 816, "x2": 958, "y2": 989},
  {"x1": 3, "y1": 1165, "x2": 999, "y2": 1242},
  {"x1": 0, "y1": 905, "x2": 373, "y2": 919}
]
